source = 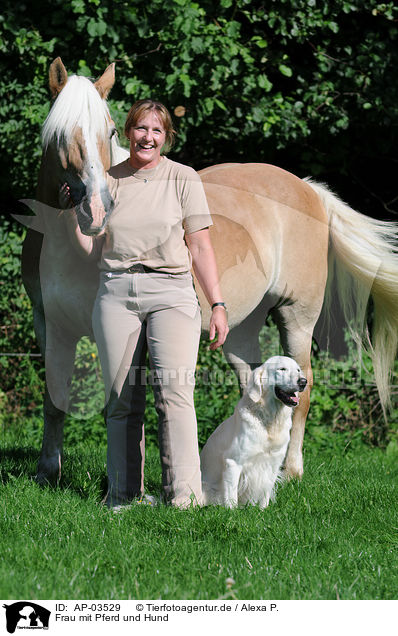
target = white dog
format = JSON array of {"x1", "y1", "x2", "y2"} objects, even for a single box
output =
[{"x1": 200, "y1": 356, "x2": 307, "y2": 508}]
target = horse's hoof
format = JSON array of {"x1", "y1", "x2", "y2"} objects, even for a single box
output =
[
  {"x1": 36, "y1": 456, "x2": 62, "y2": 486},
  {"x1": 35, "y1": 472, "x2": 60, "y2": 487}
]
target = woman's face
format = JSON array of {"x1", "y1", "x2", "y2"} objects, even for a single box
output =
[{"x1": 128, "y1": 110, "x2": 166, "y2": 170}]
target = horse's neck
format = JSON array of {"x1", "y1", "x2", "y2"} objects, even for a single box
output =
[
  {"x1": 36, "y1": 150, "x2": 61, "y2": 208},
  {"x1": 34, "y1": 148, "x2": 72, "y2": 239}
]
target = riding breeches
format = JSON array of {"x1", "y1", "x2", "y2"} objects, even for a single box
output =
[{"x1": 92, "y1": 268, "x2": 202, "y2": 508}]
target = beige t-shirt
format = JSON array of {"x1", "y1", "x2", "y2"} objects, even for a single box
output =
[{"x1": 99, "y1": 156, "x2": 213, "y2": 273}]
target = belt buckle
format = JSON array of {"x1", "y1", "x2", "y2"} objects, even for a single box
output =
[{"x1": 127, "y1": 263, "x2": 143, "y2": 274}]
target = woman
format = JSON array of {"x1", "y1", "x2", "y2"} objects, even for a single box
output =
[{"x1": 65, "y1": 99, "x2": 228, "y2": 508}]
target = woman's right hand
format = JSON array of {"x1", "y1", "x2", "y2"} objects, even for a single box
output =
[{"x1": 59, "y1": 182, "x2": 73, "y2": 208}]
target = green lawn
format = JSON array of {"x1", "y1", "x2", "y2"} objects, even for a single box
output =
[{"x1": 0, "y1": 437, "x2": 397, "y2": 600}]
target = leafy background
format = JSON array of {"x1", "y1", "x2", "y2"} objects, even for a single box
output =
[{"x1": 1, "y1": 0, "x2": 398, "y2": 453}]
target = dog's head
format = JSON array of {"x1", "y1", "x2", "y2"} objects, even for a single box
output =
[{"x1": 246, "y1": 356, "x2": 307, "y2": 406}]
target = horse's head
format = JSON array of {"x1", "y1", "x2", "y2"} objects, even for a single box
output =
[{"x1": 41, "y1": 57, "x2": 125, "y2": 235}]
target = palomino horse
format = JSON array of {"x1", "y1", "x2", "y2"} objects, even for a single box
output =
[{"x1": 20, "y1": 58, "x2": 398, "y2": 486}]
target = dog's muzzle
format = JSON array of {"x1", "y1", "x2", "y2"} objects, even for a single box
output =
[{"x1": 275, "y1": 376, "x2": 306, "y2": 407}]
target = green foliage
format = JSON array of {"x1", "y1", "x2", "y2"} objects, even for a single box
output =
[
  {"x1": 0, "y1": 12, "x2": 55, "y2": 196},
  {"x1": 0, "y1": 222, "x2": 43, "y2": 437},
  {"x1": 0, "y1": 223, "x2": 35, "y2": 353},
  {"x1": 195, "y1": 343, "x2": 240, "y2": 447},
  {"x1": 307, "y1": 351, "x2": 396, "y2": 451},
  {"x1": 64, "y1": 337, "x2": 106, "y2": 446},
  {"x1": 1, "y1": 0, "x2": 397, "y2": 205}
]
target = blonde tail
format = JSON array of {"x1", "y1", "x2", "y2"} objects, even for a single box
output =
[{"x1": 305, "y1": 178, "x2": 398, "y2": 408}]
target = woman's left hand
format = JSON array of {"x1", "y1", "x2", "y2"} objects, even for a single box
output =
[{"x1": 209, "y1": 306, "x2": 229, "y2": 350}]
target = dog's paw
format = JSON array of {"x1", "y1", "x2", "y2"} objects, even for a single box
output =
[{"x1": 226, "y1": 501, "x2": 238, "y2": 509}]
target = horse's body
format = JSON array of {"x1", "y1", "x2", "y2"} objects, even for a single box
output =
[{"x1": 21, "y1": 58, "x2": 398, "y2": 485}]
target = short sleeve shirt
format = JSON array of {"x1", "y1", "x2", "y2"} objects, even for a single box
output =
[{"x1": 99, "y1": 156, "x2": 213, "y2": 273}]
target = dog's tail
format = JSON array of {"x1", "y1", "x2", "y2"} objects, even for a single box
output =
[{"x1": 305, "y1": 178, "x2": 398, "y2": 409}]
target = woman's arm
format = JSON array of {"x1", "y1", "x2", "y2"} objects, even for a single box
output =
[
  {"x1": 185, "y1": 228, "x2": 229, "y2": 350},
  {"x1": 64, "y1": 208, "x2": 104, "y2": 261},
  {"x1": 60, "y1": 184, "x2": 104, "y2": 261}
]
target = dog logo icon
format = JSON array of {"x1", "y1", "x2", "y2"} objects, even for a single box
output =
[{"x1": 3, "y1": 602, "x2": 51, "y2": 633}]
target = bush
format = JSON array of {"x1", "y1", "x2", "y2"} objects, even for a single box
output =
[
  {"x1": 307, "y1": 350, "x2": 397, "y2": 451},
  {"x1": 0, "y1": 222, "x2": 44, "y2": 439},
  {"x1": 1, "y1": 0, "x2": 398, "y2": 220}
]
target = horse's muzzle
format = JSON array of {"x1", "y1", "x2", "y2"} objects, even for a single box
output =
[{"x1": 77, "y1": 191, "x2": 114, "y2": 236}]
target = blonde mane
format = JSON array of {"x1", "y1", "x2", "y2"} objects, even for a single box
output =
[{"x1": 41, "y1": 75, "x2": 110, "y2": 149}]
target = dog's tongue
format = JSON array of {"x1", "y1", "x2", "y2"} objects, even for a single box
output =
[{"x1": 291, "y1": 393, "x2": 299, "y2": 405}]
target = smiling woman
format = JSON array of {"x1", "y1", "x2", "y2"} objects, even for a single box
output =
[
  {"x1": 128, "y1": 111, "x2": 166, "y2": 169},
  {"x1": 124, "y1": 99, "x2": 176, "y2": 169},
  {"x1": 66, "y1": 97, "x2": 229, "y2": 509}
]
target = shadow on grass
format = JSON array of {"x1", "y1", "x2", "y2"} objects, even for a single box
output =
[
  {"x1": 0, "y1": 445, "x2": 109, "y2": 502},
  {"x1": 0, "y1": 446, "x2": 39, "y2": 482},
  {"x1": 0, "y1": 443, "x2": 164, "y2": 505}
]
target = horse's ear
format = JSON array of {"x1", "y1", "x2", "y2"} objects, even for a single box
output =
[
  {"x1": 49, "y1": 57, "x2": 68, "y2": 98},
  {"x1": 94, "y1": 63, "x2": 115, "y2": 99}
]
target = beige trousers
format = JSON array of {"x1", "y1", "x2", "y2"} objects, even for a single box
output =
[{"x1": 92, "y1": 267, "x2": 202, "y2": 507}]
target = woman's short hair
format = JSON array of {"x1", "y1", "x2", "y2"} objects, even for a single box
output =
[{"x1": 124, "y1": 100, "x2": 176, "y2": 150}]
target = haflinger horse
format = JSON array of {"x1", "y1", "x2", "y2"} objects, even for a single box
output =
[{"x1": 19, "y1": 57, "x2": 398, "y2": 487}]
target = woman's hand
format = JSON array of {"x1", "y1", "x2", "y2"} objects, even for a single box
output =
[
  {"x1": 209, "y1": 306, "x2": 229, "y2": 350},
  {"x1": 60, "y1": 183, "x2": 104, "y2": 261},
  {"x1": 59, "y1": 182, "x2": 73, "y2": 208}
]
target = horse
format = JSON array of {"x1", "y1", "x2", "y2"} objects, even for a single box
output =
[{"x1": 19, "y1": 57, "x2": 398, "y2": 487}]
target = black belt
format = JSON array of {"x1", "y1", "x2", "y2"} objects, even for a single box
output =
[
  {"x1": 125, "y1": 263, "x2": 157, "y2": 273},
  {"x1": 103, "y1": 265, "x2": 190, "y2": 275}
]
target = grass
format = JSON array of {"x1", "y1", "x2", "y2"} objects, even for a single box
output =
[{"x1": 1, "y1": 432, "x2": 397, "y2": 601}]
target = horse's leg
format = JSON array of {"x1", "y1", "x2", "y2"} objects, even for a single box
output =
[
  {"x1": 21, "y1": 274, "x2": 76, "y2": 484},
  {"x1": 271, "y1": 304, "x2": 316, "y2": 479},
  {"x1": 22, "y1": 230, "x2": 64, "y2": 484},
  {"x1": 37, "y1": 387, "x2": 68, "y2": 485},
  {"x1": 37, "y1": 323, "x2": 78, "y2": 485},
  {"x1": 222, "y1": 305, "x2": 267, "y2": 389}
]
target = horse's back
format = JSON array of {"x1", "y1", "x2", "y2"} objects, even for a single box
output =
[
  {"x1": 200, "y1": 162, "x2": 327, "y2": 224},
  {"x1": 197, "y1": 163, "x2": 329, "y2": 327}
]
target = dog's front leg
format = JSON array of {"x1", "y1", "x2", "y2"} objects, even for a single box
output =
[
  {"x1": 221, "y1": 458, "x2": 241, "y2": 508},
  {"x1": 257, "y1": 494, "x2": 270, "y2": 509}
]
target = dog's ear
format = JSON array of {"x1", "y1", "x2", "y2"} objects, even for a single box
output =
[{"x1": 246, "y1": 367, "x2": 266, "y2": 402}]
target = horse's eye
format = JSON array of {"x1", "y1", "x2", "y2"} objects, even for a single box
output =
[
  {"x1": 109, "y1": 127, "x2": 117, "y2": 139},
  {"x1": 279, "y1": 367, "x2": 287, "y2": 372}
]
